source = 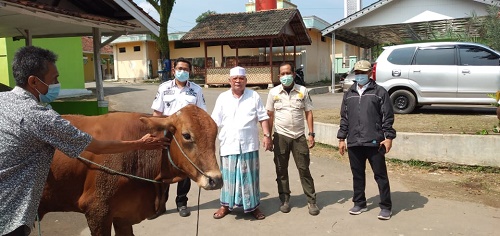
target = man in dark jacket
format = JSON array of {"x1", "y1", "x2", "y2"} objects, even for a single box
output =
[{"x1": 337, "y1": 60, "x2": 396, "y2": 220}]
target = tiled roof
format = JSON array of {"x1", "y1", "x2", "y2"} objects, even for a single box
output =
[
  {"x1": 82, "y1": 37, "x2": 113, "y2": 54},
  {"x1": 181, "y1": 8, "x2": 311, "y2": 48}
]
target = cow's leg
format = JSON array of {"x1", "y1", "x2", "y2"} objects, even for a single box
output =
[
  {"x1": 113, "y1": 218, "x2": 134, "y2": 236},
  {"x1": 85, "y1": 210, "x2": 113, "y2": 236}
]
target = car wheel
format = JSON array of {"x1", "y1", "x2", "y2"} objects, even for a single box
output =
[{"x1": 390, "y1": 90, "x2": 416, "y2": 114}]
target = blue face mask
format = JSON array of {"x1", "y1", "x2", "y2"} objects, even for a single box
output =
[
  {"x1": 280, "y1": 75, "x2": 294, "y2": 87},
  {"x1": 355, "y1": 74, "x2": 370, "y2": 86},
  {"x1": 35, "y1": 77, "x2": 61, "y2": 103},
  {"x1": 175, "y1": 70, "x2": 189, "y2": 82}
]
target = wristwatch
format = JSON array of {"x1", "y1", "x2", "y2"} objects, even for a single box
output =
[
  {"x1": 263, "y1": 133, "x2": 271, "y2": 138},
  {"x1": 308, "y1": 132, "x2": 315, "y2": 138}
]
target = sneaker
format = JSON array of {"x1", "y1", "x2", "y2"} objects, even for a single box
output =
[
  {"x1": 280, "y1": 201, "x2": 291, "y2": 213},
  {"x1": 308, "y1": 203, "x2": 320, "y2": 216},
  {"x1": 177, "y1": 206, "x2": 191, "y2": 217},
  {"x1": 378, "y1": 209, "x2": 392, "y2": 220},
  {"x1": 348, "y1": 205, "x2": 367, "y2": 215}
]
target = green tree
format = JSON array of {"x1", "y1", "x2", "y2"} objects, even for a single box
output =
[
  {"x1": 146, "y1": 0, "x2": 176, "y2": 65},
  {"x1": 196, "y1": 10, "x2": 217, "y2": 23},
  {"x1": 483, "y1": 5, "x2": 500, "y2": 50}
]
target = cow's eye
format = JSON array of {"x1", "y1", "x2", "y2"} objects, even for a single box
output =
[{"x1": 182, "y1": 133, "x2": 191, "y2": 140}]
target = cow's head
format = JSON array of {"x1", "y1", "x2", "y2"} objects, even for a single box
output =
[{"x1": 140, "y1": 105, "x2": 222, "y2": 190}]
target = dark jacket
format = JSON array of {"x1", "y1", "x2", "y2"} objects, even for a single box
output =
[{"x1": 337, "y1": 81, "x2": 396, "y2": 147}]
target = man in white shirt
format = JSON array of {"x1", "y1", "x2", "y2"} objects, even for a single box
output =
[
  {"x1": 151, "y1": 58, "x2": 207, "y2": 217},
  {"x1": 211, "y1": 66, "x2": 272, "y2": 220}
]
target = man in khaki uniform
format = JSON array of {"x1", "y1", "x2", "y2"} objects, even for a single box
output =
[{"x1": 266, "y1": 62, "x2": 319, "y2": 216}]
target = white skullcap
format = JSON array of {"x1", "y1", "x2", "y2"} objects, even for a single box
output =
[{"x1": 230, "y1": 66, "x2": 246, "y2": 77}]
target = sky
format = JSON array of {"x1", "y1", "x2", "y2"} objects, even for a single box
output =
[{"x1": 134, "y1": 0, "x2": 378, "y2": 33}]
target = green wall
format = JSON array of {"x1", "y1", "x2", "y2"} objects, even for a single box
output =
[
  {"x1": 0, "y1": 38, "x2": 13, "y2": 87},
  {"x1": 1, "y1": 37, "x2": 84, "y2": 89}
]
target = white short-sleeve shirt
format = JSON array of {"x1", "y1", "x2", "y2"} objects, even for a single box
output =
[{"x1": 151, "y1": 80, "x2": 207, "y2": 115}]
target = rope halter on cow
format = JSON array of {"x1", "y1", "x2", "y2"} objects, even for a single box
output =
[
  {"x1": 77, "y1": 131, "x2": 211, "y2": 183},
  {"x1": 168, "y1": 133, "x2": 211, "y2": 179}
]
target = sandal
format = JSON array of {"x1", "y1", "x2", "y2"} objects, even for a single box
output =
[
  {"x1": 213, "y1": 206, "x2": 230, "y2": 219},
  {"x1": 251, "y1": 208, "x2": 265, "y2": 220}
]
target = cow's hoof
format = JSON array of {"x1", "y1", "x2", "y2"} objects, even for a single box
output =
[{"x1": 147, "y1": 206, "x2": 166, "y2": 220}]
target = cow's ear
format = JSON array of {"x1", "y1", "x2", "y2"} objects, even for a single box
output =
[{"x1": 139, "y1": 116, "x2": 175, "y2": 133}]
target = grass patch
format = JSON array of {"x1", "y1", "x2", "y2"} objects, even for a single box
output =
[
  {"x1": 315, "y1": 142, "x2": 337, "y2": 150},
  {"x1": 388, "y1": 158, "x2": 500, "y2": 173}
]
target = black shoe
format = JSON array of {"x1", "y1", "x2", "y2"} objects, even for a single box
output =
[
  {"x1": 279, "y1": 201, "x2": 291, "y2": 213},
  {"x1": 177, "y1": 206, "x2": 191, "y2": 217}
]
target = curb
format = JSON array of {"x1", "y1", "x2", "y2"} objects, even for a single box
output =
[{"x1": 311, "y1": 122, "x2": 500, "y2": 167}]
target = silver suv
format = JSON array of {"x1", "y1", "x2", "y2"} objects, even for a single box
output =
[{"x1": 374, "y1": 42, "x2": 500, "y2": 114}]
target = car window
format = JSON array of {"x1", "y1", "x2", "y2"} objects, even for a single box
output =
[
  {"x1": 414, "y1": 47, "x2": 455, "y2": 65},
  {"x1": 387, "y1": 47, "x2": 416, "y2": 65},
  {"x1": 458, "y1": 45, "x2": 500, "y2": 66}
]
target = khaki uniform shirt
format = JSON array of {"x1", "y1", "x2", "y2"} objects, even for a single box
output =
[{"x1": 266, "y1": 84, "x2": 313, "y2": 139}]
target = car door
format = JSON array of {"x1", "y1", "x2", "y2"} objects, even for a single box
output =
[
  {"x1": 457, "y1": 45, "x2": 500, "y2": 100},
  {"x1": 409, "y1": 46, "x2": 458, "y2": 100}
]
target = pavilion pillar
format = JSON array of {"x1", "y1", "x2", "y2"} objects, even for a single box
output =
[
  {"x1": 204, "y1": 42, "x2": 208, "y2": 83},
  {"x1": 92, "y1": 27, "x2": 107, "y2": 114},
  {"x1": 221, "y1": 44, "x2": 224, "y2": 67}
]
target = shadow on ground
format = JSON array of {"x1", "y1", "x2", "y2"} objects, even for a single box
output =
[
  {"x1": 365, "y1": 191, "x2": 428, "y2": 216},
  {"x1": 86, "y1": 86, "x2": 145, "y2": 96}
]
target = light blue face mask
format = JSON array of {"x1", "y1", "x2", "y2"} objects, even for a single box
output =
[
  {"x1": 280, "y1": 74, "x2": 294, "y2": 87},
  {"x1": 175, "y1": 70, "x2": 189, "y2": 82},
  {"x1": 35, "y1": 77, "x2": 61, "y2": 103},
  {"x1": 355, "y1": 74, "x2": 370, "y2": 86}
]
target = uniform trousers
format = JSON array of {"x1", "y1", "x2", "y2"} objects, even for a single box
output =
[
  {"x1": 165, "y1": 178, "x2": 190, "y2": 208},
  {"x1": 273, "y1": 133, "x2": 316, "y2": 204}
]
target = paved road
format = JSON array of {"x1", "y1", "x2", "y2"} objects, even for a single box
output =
[{"x1": 31, "y1": 82, "x2": 498, "y2": 236}]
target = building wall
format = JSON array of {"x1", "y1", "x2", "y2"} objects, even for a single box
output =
[
  {"x1": 306, "y1": 28, "x2": 332, "y2": 82},
  {"x1": 146, "y1": 41, "x2": 160, "y2": 78},
  {"x1": 115, "y1": 41, "x2": 151, "y2": 80},
  {"x1": 0, "y1": 37, "x2": 84, "y2": 89},
  {"x1": 0, "y1": 38, "x2": 12, "y2": 87},
  {"x1": 334, "y1": 40, "x2": 361, "y2": 73},
  {"x1": 83, "y1": 53, "x2": 113, "y2": 82}
]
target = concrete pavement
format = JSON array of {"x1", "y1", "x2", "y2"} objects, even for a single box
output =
[{"x1": 36, "y1": 147, "x2": 499, "y2": 235}]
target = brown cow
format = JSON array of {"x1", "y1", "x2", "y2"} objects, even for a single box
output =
[{"x1": 38, "y1": 104, "x2": 222, "y2": 236}]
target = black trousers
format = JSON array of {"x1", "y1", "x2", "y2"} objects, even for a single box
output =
[
  {"x1": 348, "y1": 146, "x2": 392, "y2": 210},
  {"x1": 165, "y1": 178, "x2": 191, "y2": 208}
]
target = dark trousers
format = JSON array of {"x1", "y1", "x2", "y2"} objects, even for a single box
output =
[
  {"x1": 3, "y1": 225, "x2": 29, "y2": 236},
  {"x1": 165, "y1": 178, "x2": 191, "y2": 208},
  {"x1": 273, "y1": 133, "x2": 316, "y2": 204},
  {"x1": 348, "y1": 146, "x2": 392, "y2": 210}
]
